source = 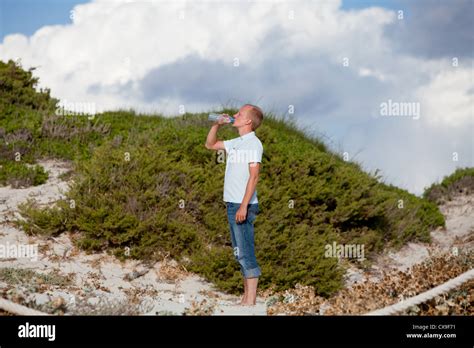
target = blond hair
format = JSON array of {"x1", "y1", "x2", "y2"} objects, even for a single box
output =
[{"x1": 244, "y1": 104, "x2": 264, "y2": 131}]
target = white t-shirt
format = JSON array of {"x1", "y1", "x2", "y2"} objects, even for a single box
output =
[{"x1": 223, "y1": 131, "x2": 263, "y2": 203}]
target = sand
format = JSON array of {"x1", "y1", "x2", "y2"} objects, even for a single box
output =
[
  {"x1": 344, "y1": 191, "x2": 474, "y2": 286},
  {"x1": 0, "y1": 159, "x2": 266, "y2": 315},
  {"x1": 1, "y1": 158, "x2": 472, "y2": 315}
]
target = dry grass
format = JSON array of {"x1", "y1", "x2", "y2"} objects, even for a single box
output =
[
  {"x1": 267, "y1": 251, "x2": 473, "y2": 315},
  {"x1": 0, "y1": 309, "x2": 14, "y2": 316},
  {"x1": 123, "y1": 286, "x2": 159, "y2": 306},
  {"x1": 409, "y1": 280, "x2": 473, "y2": 315},
  {"x1": 183, "y1": 298, "x2": 217, "y2": 316},
  {"x1": 156, "y1": 253, "x2": 189, "y2": 283},
  {"x1": 65, "y1": 294, "x2": 152, "y2": 315},
  {"x1": 41, "y1": 114, "x2": 111, "y2": 141},
  {"x1": 198, "y1": 289, "x2": 221, "y2": 299},
  {"x1": 0, "y1": 267, "x2": 73, "y2": 287}
]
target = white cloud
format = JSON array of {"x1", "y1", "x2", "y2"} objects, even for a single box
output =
[
  {"x1": 0, "y1": 0, "x2": 472, "y2": 195},
  {"x1": 0, "y1": 0, "x2": 396, "y2": 113},
  {"x1": 416, "y1": 67, "x2": 473, "y2": 128}
]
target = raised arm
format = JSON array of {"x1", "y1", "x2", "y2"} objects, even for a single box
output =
[{"x1": 205, "y1": 114, "x2": 230, "y2": 151}]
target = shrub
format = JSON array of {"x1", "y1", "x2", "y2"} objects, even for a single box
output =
[
  {"x1": 4, "y1": 60, "x2": 448, "y2": 295},
  {"x1": 16, "y1": 113, "x2": 447, "y2": 295},
  {"x1": 423, "y1": 167, "x2": 474, "y2": 204},
  {"x1": 0, "y1": 161, "x2": 49, "y2": 188}
]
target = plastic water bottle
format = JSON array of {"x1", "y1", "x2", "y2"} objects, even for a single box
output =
[{"x1": 208, "y1": 113, "x2": 234, "y2": 124}]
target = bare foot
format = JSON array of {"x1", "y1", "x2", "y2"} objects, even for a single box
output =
[
  {"x1": 240, "y1": 300, "x2": 256, "y2": 306},
  {"x1": 239, "y1": 295, "x2": 247, "y2": 305}
]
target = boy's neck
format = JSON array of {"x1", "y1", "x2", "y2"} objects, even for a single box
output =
[{"x1": 238, "y1": 128, "x2": 253, "y2": 137}]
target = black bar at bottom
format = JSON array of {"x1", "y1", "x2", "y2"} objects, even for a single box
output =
[{"x1": 0, "y1": 315, "x2": 472, "y2": 346}]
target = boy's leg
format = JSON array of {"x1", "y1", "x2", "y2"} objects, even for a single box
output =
[
  {"x1": 241, "y1": 277, "x2": 248, "y2": 304},
  {"x1": 245, "y1": 277, "x2": 259, "y2": 305},
  {"x1": 227, "y1": 203, "x2": 247, "y2": 303},
  {"x1": 238, "y1": 203, "x2": 261, "y2": 305},
  {"x1": 227, "y1": 202, "x2": 261, "y2": 305}
]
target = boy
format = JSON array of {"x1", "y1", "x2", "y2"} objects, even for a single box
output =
[{"x1": 205, "y1": 104, "x2": 264, "y2": 306}]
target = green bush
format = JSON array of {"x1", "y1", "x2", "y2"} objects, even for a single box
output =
[
  {"x1": 423, "y1": 167, "x2": 474, "y2": 204},
  {"x1": 0, "y1": 60, "x2": 57, "y2": 111},
  {"x1": 16, "y1": 113, "x2": 447, "y2": 295},
  {"x1": 3, "y1": 59, "x2": 448, "y2": 296},
  {"x1": 0, "y1": 161, "x2": 49, "y2": 188}
]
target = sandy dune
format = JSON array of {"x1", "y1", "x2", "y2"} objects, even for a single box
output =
[
  {"x1": 1, "y1": 159, "x2": 472, "y2": 315},
  {"x1": 344, "y1": 191, "x2": 473, "y2": 286},
  {"x1": 0, "y1": 159, "x2": 266, "y2": 315}
]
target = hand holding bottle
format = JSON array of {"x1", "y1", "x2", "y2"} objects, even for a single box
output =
[{"x1": 208, "y1": 113, "x2": 235, "y2": 125}]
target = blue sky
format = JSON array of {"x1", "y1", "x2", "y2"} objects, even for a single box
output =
[
  {"x1": 0, "y1": 0, "x2": 88, "y2": 39},
  {"x1": 0, "y1": 0, "x2": 401, "y2": 40},
  {"x1": 0, "y1": 0, "x2": 472, "y2": 195},
  {"x1": 342, "y1": 0, "x2": 399, "y2": 10}
]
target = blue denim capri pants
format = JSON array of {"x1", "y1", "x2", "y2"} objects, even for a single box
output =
[{"x1": 226, "y1": 202, "x2": 261, "y2": 278}]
